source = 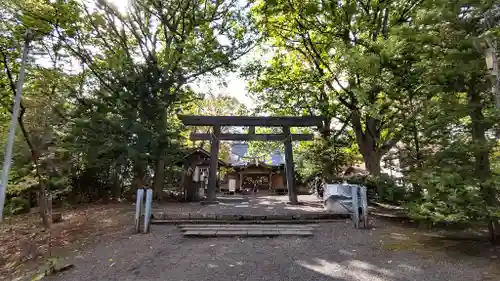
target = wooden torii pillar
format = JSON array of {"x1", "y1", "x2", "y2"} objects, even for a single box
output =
[{"x1": 178, "y1": 115, "x2": 323, "y2": 205}]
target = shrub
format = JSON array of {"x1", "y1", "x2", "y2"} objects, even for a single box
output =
[
  {"x1": 4, "y1": 196, "x2": 31, "y2": 215},
  {"x1": 346, "y1": 173, "x2": 406, "y2": 204}
]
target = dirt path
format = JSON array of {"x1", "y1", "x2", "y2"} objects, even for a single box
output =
[
  {"x1": 0, "y1": 203, "x2": 134, "y2": 281},
  {"x1": 45, "y1": 220, "x2": 500, "y2": 281},
  {"x1": 3, "y1": 200, "x2": 499, "y2": 281}
]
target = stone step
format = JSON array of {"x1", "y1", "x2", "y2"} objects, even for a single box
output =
[
  {"x1": 152, "y1": 213, "x2": 349, "y2": 221},
  {"x1": 182, "y1": 230, "x2": 314, "y2": 237},
  {"x1": 178, "y1": 224, "x2": 319, "y2": 229},
  {"x1": 152, "y1": 219, "x2": 342, "y2": 225},
  {"x1": 179, "y1": 227, "x2": 315, "y2": 232}
]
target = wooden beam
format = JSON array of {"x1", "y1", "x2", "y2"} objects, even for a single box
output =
[
  {"x1": 178, "y1": 115, "x2": 323, "y2": 127},
  {"x1": 239, "y1": 171, "x2": 276, "y2": 175},
  {"x1": 190, "y1": 133, "x2": 314, "y2": 141}
]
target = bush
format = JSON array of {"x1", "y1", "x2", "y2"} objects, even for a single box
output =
[
  {"x1": 4, "y1": 196, "x2": 31, "y2": 215},
  {"x1": 406, "y1": 170, "x2": 497, "y2": 225},
  {"x1": 346, "y1": 173, "x2": 406, "y2": 204}
]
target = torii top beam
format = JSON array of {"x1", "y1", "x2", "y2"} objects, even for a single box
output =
[{"x1": 178, "y1": 115, "x2": 323, "y2": 127}]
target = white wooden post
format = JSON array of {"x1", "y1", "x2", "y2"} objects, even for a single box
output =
[
  {"x1": 143, "y1": 189, "x2": 153, "y2": 233},
  {"x1": 192, "y1": 166, "x2": 200, "y2": 182},
  {"x1": 135, "y1": 189, "x2": 144, "y2": 233},
  {"x1": 229, "y1": 178, "x2": 236, "y2": 194},
  {"x1": 351, "y1": 185, "x2": 360, "y2": 228},
  {"x1": 200, "y1": 176, "x2": 207, "y2": 198},
  {"x1": 360, "y1": 186, "x2": 368, "y2": 228}
]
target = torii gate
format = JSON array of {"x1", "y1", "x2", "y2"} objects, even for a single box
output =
[{"x1": 178, "y1": 115, "x2": 323, "y2": 205}]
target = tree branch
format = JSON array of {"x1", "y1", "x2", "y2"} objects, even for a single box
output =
[{"x1": 0, "y1": 48, "x2": 27, "y2": 112}]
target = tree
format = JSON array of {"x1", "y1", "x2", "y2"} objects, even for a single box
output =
[
  {"x1": 0, "y1": 0, "x2": 257, "y2": 216},
  {"x1": 248, "y1": 0, "x2": 430, "y2": 175},
  {"x1": 184, "y1": 93, "x2": 249, "y2": 164},
  {"x1": 0, "y1": 0, "x2": 80, "y2": 227},
  {"x1": 32, "y1": 0, "x2": 257, "y2": 194},
  {"x1": 399, "y1": 0, "x2": 500, "y2": 243},
  {"x1": 295, "y1": 134, "x2": 356, "y2": 182}
]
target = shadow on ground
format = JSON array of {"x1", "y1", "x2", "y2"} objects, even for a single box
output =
[
  {"x1": 373, "y1": 217, "x2": 500, "y2": 260},
  {"x1": 195, "y1": 194, "x2": 327, "y2": 217},
  {"x1": 43, "y1": 219, "x2": 500, "y2": 281}
]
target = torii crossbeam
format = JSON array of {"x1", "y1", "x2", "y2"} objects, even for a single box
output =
[{"x1": 178, "y1": 115, "x2": 323, "y2": 205}]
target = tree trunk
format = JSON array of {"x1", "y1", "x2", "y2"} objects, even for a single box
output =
[
  {"x1": 35, "y1": 166, "x2": 50, "y2": 229},
  {"x1": 468, "y1": 89, "x2": 497, "y2": 244},
  {"x1": 152, "y1": 156, "x2": 166, "y2": 201},
  {"x1": 132, "y1": 163, "x2": 147, "y2": 190},
  {"x1": 18, "y1": 117, "x2": 50, "y2": 228},
  {"x1": 112, "y1": 164, "x2": 122, "y2": 200},
  {"x1": 166, "y1": 167, "x2": 174, "y2": 188},
  {"x1": 411, "y1": 123, "x2": 423, "y2": 198},
  {"x1": 361, "y1": 150, "x2": 382, "y2": 176},
  {"x1": 37, "y1": 182, "x2": 51, "y2": 228},
  {"x1": 352, "y1": 112, "x2": 382, "y2": 175},
  {"x1": 184, "y1": 168, "x2": 198, "y2": 201},
  {"x1": 319, "y1": 116, "x2": 332, "y2": 138}
]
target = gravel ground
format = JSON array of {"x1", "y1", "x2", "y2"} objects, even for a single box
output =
[{"x1": 45, "y1": 220, "x2": 498, "y2": 281}]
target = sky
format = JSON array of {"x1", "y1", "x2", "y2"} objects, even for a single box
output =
[
  {"x1": 107, "y1": 0, "x2": 255, "y2": 108},
  {"x1": 189, "y1": 70, "x2": 254, "y2": 108}
]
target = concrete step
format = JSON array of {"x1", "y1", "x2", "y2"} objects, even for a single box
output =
[{"x1": 183, "y1": 229, "x2": 314, "y2": 237}]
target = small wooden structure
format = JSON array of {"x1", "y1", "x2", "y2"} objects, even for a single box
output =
[
  {"x1": 178, "y1": 115, "x2": 323, "y2": 204},
  {"x1": 223, "y1": 160, "x2": 286, "y2": 193},
  {"x1": 176, "y1": 147, "x2": 228, "y2": 201}
]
